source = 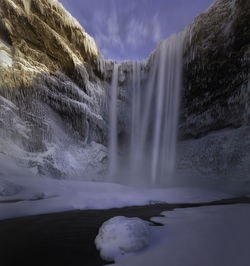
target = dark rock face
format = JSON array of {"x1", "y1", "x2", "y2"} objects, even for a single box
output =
[
  {"x1": 174, "y1": 0, "x2": 250, "y2": 186},
  {"x1": 0, "y1": 19, "x2": 12, "y2": 45},
  {"x1": 180, "y1": 0, "x2": 250, "y2": 139}
]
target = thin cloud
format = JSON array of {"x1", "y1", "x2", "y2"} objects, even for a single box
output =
[
  {"x1": 126, "y1": 19, "x2": 149, "y2": 48},
  {"x1": 59, "y1": 0, "x2": 214, "y2": 60},
  {"x1": 152, "y1": 14, "x2": 163, "y2": 44},
  {"x1": 91, "y1": 8, "x2": 125, "y2": 58},
  {"x1": 91, "y1": 4, "x2": 162, "y2": 59}
]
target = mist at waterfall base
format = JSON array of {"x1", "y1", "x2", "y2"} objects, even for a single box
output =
[{"x1": 108, "y1": 33, "x2": 185, "y2": 187}]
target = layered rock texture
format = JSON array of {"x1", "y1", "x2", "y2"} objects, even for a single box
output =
[
  {"x1": 0, "y1": 0, "x2": 249, "y2": 183},
  {"x1": 181, "y1": 0, "x2": 250, "y2": 139},
  {"x1": 0, "y1": 0, "x2": 111, "y2": 178},
  {"x1": 176, "y1": 0, "x2": 250, "y2": 186}
]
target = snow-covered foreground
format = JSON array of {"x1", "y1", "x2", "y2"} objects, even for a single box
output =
[
  {"x1": 110, "y1": 204, "x2": 250, "y2": 266},
  {"x1": 0, "y1": 172, "x2": 234, "y2": 220},
  {"x1": 0, "y1": 157, "x2": 235, "y2": 220}
]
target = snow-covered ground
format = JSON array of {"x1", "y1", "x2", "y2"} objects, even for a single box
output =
[
  {"x1": 0, "y1": 155, "x2": 235, "y2": 220},
  {"x1": 0, "y1": 175, "x2": 234, "y2": 220},
  {"x1": 109, "y1": 204, "x2": 250, "y2": 266}
]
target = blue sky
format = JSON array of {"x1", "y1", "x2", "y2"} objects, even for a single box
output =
[{"x1": 59, "y1": 0, "x2": 214, "y2": 61}]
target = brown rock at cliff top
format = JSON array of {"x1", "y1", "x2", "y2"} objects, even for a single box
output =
[{"x1": 0, "y1": 0, "x2": 104, "y2": 90}]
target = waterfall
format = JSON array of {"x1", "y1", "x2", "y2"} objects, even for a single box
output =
[
  {"x1": 108, "y1": 63, "x2": 119, "y2": 179},
  {"x1": 107, "y1": 33, "x2": 184, "y2": 185},
  {"x1": 129, "y1": 33, "x2": 184, "y2": 185},
  {"x1": 129, "y1": 61, "x2": 141, "y2": 175}
]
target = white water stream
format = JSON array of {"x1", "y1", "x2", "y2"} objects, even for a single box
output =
[
  {"x1": 108, "y1": 63, "x2": 119, "y2": 179},
  {"x1": 109, "y1": 33, "x2": 184, "y2": 185}
]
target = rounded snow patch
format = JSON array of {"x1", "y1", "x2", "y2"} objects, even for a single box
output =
[
  {"x1": 0, "y1": 179, "x2": 23, "y2": 196},
  {"x1": 95, "y1": 216, "x2": 150, "y2": 261}
]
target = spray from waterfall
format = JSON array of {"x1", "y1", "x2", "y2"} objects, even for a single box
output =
[{"x1": 108, "y1": 63, "x2": 119, "y2": 179}]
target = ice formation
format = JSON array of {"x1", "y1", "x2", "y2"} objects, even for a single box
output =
[{"x1": 95, "y1": 216, "x2": 150, "y2": 261}]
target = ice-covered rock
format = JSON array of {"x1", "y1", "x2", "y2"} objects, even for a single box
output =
[
  {"x1": 95, "y1": 216, "x2": 150, "y2": 261},
  {"x1": 176, "y1": 126, "x2": 250, "y2": 192},
  {"x1": 180, "y1": 0, "x2": 250, "y2": 139},
  {"x1": 0, "y1": 0, "x2": 111, "y2": 179}
]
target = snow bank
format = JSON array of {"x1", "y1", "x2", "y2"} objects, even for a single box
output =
[
  {"x1": 0, "y1": 168, "x2": 234, "y2": 220},
  {"x1": 0, "y1": 154, "x2": 235, "y2": 220},
  {"x1": 95, "y1": 216, "x2": 150, "y2": 261},
  {"x1": 113, "y1": 204, "x2": 250, "y2": 266},
  {"x1": 0, "y1": 179, "x2": 23, "y2": 196}
]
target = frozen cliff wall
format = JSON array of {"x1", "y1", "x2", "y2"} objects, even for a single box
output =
[
  {"x1": 176, "y1": 0, "x2": 250, "y2": 188},
  {"x1": 180, "y1": 0, "x2": 250, "y2": 139},
  {"x1": 0, "y1": 0, "x2": 112, "y2": 178}
]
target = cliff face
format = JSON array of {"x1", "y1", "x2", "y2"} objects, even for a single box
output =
[
  {"x1": 0, "y1": 0, "x2": 105, "y2": 88},
  {"x1": 175, "y1": 0, "x2": 250, "y2": 186},
  {"x1": 0, "y1": 0, "x2": 111, "y2": 178},
  {"x1": 180, "y1": 0, "x2": 250, "y2": 139}
]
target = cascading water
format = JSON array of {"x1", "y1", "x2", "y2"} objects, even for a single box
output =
[
  {"x1": 128, "y1": 33, "x2": 184, "y2": 185},
  {"x1": 108, "y1": 33, "x2": 184, "y2": 185},
  {"x1": 129, "y1": 61, "x2": 141, "y2": 175},
  {"x1": 108, "y1": 63, "x2": 119, "y2": 179}
]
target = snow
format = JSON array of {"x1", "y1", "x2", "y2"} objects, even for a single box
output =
[
  {"x1": 0, "y1": 49, "x2": 12, "y2": 68},
  {"x1": 0, "y1": 156, "x2": 235, "y2": 220},
  {"x1": 0, "y1": 175, "x2": 233, "y2": 220},
  {"x1": 95, "y1": 216, "x2": 150, "y2": 261},
  {"x1": 0, "y1": 95, "x2": 108, "y2": 179},
  {"x1": 83, "y1": 33, "x2": 99, "y2": 57},
  {"x1": 21, "y1": 0, "x2": 31, "y2": 15},
  {"x1": 7, "y1": 0, "x2": 18, "y2": 9},
  {"x1": 0, "y1": 179, "x2": 23, "y2": 196},
  {"x1": 176, "y1": 126, "x2": 250, "y2": 194},
  {"x1": 111, "y1": 204, "x2": 250, "y2": 266}
]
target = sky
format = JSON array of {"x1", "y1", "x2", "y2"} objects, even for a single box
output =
[{"x1": 59, "y1": 0, "x2": 214, "y2": 61}]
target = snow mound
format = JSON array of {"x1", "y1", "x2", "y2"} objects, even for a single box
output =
[
  {"x1": 0, "y1": 179, "x2": 23, "y2": 196},
  {"x1": 95, "y1": 216, "x2": 150, "y2": 261}
]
